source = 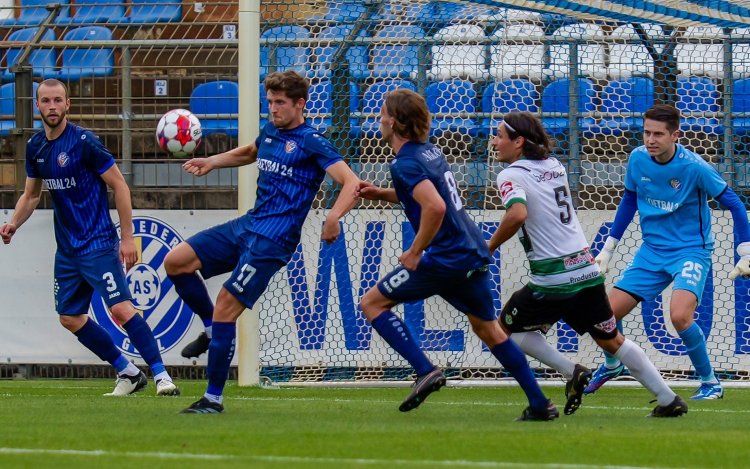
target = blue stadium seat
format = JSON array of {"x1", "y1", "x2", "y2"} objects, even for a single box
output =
[
  {"x1": 0, "y1": 0, "x2": 70, "y2": 25},
  {"x1": 480, "y1": 79, "x2": 539, "y2": 137},
  {"x1": 541, "y1": 78, "x2": 597, "y2": 137},
  {"x1": 733, "y1": 78, "x2": 750, "y2": 135},
  {"x1": 260, "y1": 25, "x2": 311, "y2": 79},
  {"x1": 351, "y1": 79, "x2": 417, "y2": 139},
  {"x1": 128, "y1": 0, "x2": 181, "y2": 23},
  {"x1": 425, "y1": 79, "x2": 477, "y2": 137},
  {"x1": 59, "y1": 0, "x2": 127, "y2": 24},
  {"x1": 370, "y1": 25, "x2": 425, "y2": 79},
  {"x1": 316, "y1": 0, "x2": 367, "y2": 22},
  {"x1": 590, "y1": 77, "x2": 654, "y2": 136},
  {"x1": 190, "y1": 81, "x2": 238, "y2": 137},
  {"x1": 305, "y1": 79, "x2": 359, "y2": 133},
  {"x1": 0, "y1": 82, "x2": 41, "y2": 137},
  {"x1": 2, "y1": 27, "x2": 57, "y2": 81},
  {"x1": 57, "y1": 26, "x2": 115, "y2": 79},
  {"x1": 417, "y1": 1, "x2": 470, "y2": 33},
  {"x1": 676, "y1": 76, "x2": 721, "y2": 134},
  {"x1": 374, "y1": 0, "x2": 425, "y2": 22},
  {"x1": 312, "y1": 25, "x2": 370, "y2": 80}
]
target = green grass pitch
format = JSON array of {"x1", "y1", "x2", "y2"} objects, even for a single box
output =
[{"x1": 1, "y1": 380, "x2": 749, "y2": 468}]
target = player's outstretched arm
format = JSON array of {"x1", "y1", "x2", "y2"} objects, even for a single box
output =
[
  {"x1": 487, "y1": 202, "x2": 526, "y2": 254},
  {"x1": 716, "y1": 188, "x2": 750, "y2": 279},
  {"x1": 1, "y1": 177, "x2": 42, "y2": 245},
  {"x1": 101, "y1": 165, "x2": 137, "y2": 271},
  {"x1": 321, "y1": 161, "x2": 360, "y2": 244},
  {"x1": 356, "y1": 180, "x2": 399, "y2": 203},
  {"x1": 183, "y1": 142, "x2": 259, "y2": 176}
]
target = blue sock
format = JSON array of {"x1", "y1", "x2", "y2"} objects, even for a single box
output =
[
  {"x1": 122, "y1": 314, "x2": 166, "y2": 376},
  {"x1": 170, "y1": 273, "x2": 214, "y2": 328},
  {"x1": 206, "y1": 322, "x2": 237, "y2": 397},
  {"x1": 492, "y1": 340, "x2": 548, "y2": 409},
  {"x1": 679, "y1": 323, "x2": 716, "y2": 383},
  {"x1": 371, "y1": 311, "x2": 433, "y2": 376},
  {"x1": 74, "y1": 318, "x2": 128, "y2": 373}
]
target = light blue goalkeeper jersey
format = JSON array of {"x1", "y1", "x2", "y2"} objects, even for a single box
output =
[{"x1": 624, "y1": 143, "x2": 727, "y2": 250}]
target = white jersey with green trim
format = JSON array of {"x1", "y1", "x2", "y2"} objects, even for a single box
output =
[{"x1": 496, "y1": 157, "x2": 602, "y2": 293}]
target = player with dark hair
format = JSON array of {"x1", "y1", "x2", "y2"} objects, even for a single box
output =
[
  {"x1": 488, "y1": 111, "x2": 687, "y2": 417},
  {"x1": 0, "y1": 78, "x2": 179, "y2": 397},
  {"x1": 167, "y1": 70, "x2": 360, "y2": 413},
  {"x1": 357, "y1": 91, "x2": 559, "y2": 421},
  {"x1": 585, "y1": 104, "x2": 750, "y2": 400}
]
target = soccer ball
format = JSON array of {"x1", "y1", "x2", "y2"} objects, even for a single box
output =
[{"x1": 156, "y1": 109, "x2": 202, "y2": 157}]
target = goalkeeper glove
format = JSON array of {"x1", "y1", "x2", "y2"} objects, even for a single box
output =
[
  {"x1": 595, "y1": 236, "x2": 619, "y2": 274},
  {"x1": 730, "y1": 241, "x2": 750, "y2": 280}
]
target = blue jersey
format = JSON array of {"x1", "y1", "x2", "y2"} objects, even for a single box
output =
[
  {"x1": 25, "y1": 123, "x2": 118, "y2": 255},
  {"x1": 248, "y1": 122, "x2": 342, "y2": 250},
  {"x1": 390, "y1": 141, "x2": 490, "y2": 270},
  {"x1": 624, "y1": 143, "x2": 727, "y2": 250}
]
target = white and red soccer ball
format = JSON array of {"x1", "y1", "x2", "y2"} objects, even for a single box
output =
[{"x1": 156, "y1": 109, "x2": 202, "y2": 157}]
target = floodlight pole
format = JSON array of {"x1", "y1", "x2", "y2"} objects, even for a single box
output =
[{"x1": 237, "y1": 0, "x2": 261, "y2": 386}]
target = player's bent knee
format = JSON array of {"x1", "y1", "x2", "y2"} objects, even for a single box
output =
[
  {"x1": 59, "y1": 314, "x2": 88, "y2": 332},
  {"x1": 164, "y1": 242, "x2": 201, "y2": 276},
  {"x1": 109, "y1": 301, "x2": 136, "y2": 324}
]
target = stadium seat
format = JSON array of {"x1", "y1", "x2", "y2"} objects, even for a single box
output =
[
  {"x1": 370, "y1": 25, "x2": 425, "y2": 79},
  {"x1": 608, "y1": 23, "x2": 666, "y2": 79},
  {"x1": 57, "y1": 26, "x2": 115, "y2": 79},
  {"x1": 428, "y1": 24, "x2": 488, "y2": 80},
  {"x1": 190, "y1": 81, "x2": 239, "y2": 137},
  {"x1": 418, "y1": 0, "x2": 471, "y2": 32},
  {"x1": 127, "y1": 0, "x2": 182, "y2": 23},
  {"x1": 731, "y1": 28, "x2": 750, "y2": 78},
  {"x1": 315, "y1": 0, "x2": 367, "y2": 22},
  {"x1": 351, "y1": 79, "x2": 417, "y2": 139},
  {"x1": 374, "y1": 0, "x2": 424, "y2": 22},
  {"x1": 0, "y1": 0, "x2": 70, "y2": 25},
  {"x1": 546, "y1": 22, "x2": 606, "y2": 79},
  {"x1": 676, "y1": 76, "x2": 721, "y2": 133},
  {"x1": 541, "y1": 78, "x2": 597, "y2": 137},
  {"x1": 425, "y1": 79, "x2": 477, "y2": 137},
  {"x1": 1, "y1": 27, "x2": 57, "y2": 81},
  {"x1": 733, "y1": 78, "x2": 750, "y2": 135},
  {"x1": 0, "y1": 0, "x2": 13, "y2": 21},
  {"x1": 260, "y1": 25, "x2": 311, "y2": 79},
  {"x1": 59, "y1": 0, "x2": 127, "y2": 24},
  {"x1": 480, "y1": 79, "x2": 539, "y2": 137},
  {"x1": 311, "y1": 24, "x2": 370, "y2": 80},
  {"x1": 590, "y1": 77, "x2": 654, "y2": 136},
  {"x1": 305, "y1": 79, "x2": 359, "y2": 133},
  {"x1": 489, "y1": 23, "x2": 545, "y2": 81},
  {"x1": 0, "y1": 82, "x2": 41, "y2": 137},
  {"x1": 676, "y1": 27, "x2": 725, "y2": 79}
]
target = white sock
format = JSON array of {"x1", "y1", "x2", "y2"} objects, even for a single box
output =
[
  {"x1": 121, "y1": 362, "x2": 140, "y2": 377},
  {"x1": 615, "y1": 338, "x2": 675, "y2": 406},
  {"x1": 154, "y1": 371, "x2": 170, "y2": 382},
  {"x1": 512, "y1": 331, "x2": 576, "y2": 379},
  {"x1": 204, "y1": 393, "x2": 222, "y2": 404}
]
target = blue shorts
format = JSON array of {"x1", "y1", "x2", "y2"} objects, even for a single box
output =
[
  {"x1": 615, "y1": 243, "x2": 712, "y2": 303},
  {"x1": 187, "y1": 217, "x2": 292, "y2": 308},
  {"x1": 54, "y1": 246, "x2": 132, "y2": 315},
  {"x1": 377, "y1": 263, "x2": 495, "y2": 321}
]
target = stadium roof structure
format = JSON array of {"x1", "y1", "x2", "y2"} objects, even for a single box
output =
[{"x1": 475, "y1": 0, "x2": 750, "y2": 28}]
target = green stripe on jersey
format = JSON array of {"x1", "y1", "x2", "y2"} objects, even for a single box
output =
[
  {"x1": 528, "y1": 274, "x2": 604, "y2": 294},
  {"x1": 529, "y1": 248, "x2": 594, "y2": 275}
]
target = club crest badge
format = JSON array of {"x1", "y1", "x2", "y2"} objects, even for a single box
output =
[
  {"x1": 57, "y1": 152, "x2": 69, "y2": 167},
  {"x1": 285, "y1": 140, "x2": 297, "y2": 153},
  {"x1": 89, "y1": 216, "x2": 194, "y2": 356}
]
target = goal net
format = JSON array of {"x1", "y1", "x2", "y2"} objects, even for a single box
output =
[{"x1": 253, "y1": 0, "x2": 750, "y2": 384}]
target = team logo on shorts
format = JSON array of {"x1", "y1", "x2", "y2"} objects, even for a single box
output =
[
  {"x1": 670, "y1": 178, "x2": 681, "y2": 190},
  {"x1": 57, "y1": 152, "x2": 69, "y2": 167},
  {"x1": 285, "y1": 140, "x2": 297, "y2": 153},
  {"x1": 89, "y1": 216, "x2": 194, "y2": 357}
]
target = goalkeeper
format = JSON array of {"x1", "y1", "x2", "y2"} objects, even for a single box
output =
[{"x1": 586, "y1": 104, "x2": 750, "y2": 400}]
